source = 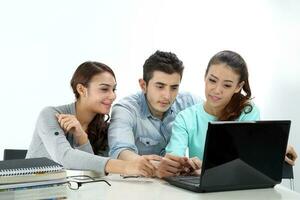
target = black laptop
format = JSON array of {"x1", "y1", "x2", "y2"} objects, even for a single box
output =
[{"x1": 165, "y1": 120, "x2": 291, "y2": 193}]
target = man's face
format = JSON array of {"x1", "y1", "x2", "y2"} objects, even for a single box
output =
[{"x1": 140, "y1": 71, "x2": 181, "y2": 119}]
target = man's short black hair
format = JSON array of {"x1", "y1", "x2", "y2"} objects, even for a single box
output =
[{"x1": 143, "y1": 50, "x2": 184, "y2": 83}]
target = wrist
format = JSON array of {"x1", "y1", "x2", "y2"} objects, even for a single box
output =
[
  {"x1": 75, "y1": 132, "x2": 88, "y2": 145},
  {"x1": 105, "y1": 159, "x2": 128, "y2": 174}
]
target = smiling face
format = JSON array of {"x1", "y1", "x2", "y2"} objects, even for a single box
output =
[
  {"x1": 204, "y1": 63, "x2": 244, "y2": 116},
  {"x1": 139, "y1": 71, "x2": 181, "y2": 119},
  {"x1": 80, "y1": 72, "x2": 117, "y2": 115}
]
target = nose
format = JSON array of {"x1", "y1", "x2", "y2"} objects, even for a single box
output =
[
  {"x1": 109, "y1": 90, "x2": 116, "y2": 101},
  {"x1": 214, "y1": 83, "x2": 223, "y2": 94},
  {"x1": 162, "y1": 88, "x2": 172, "y2": 100}
]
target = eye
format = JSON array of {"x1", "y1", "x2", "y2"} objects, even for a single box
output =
[
  {"x1": 171, "y1": 86, "x2": 179, "y2": 91},
  {"x1": 224, "y1": 84, "x2": 232, "y2": 88},
  {"x1": 100, "y1": 88, "x2": 109, "y2": 92},
  {"x1": 156, "y1": 85, "x2": 164, "y2": 89},
  {"x1": 208, "y1": 78, "x2": 216, "y2": 83}
]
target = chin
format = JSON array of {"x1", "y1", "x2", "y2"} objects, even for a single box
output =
[
  {"x1": 208, "y1": 101, "x2": 220, "y2": 108},
  {"x1": 158, "y1": 107, "x2": 169, "y2": 113},
  {"x1": 96, "y1": 108, "x2": 110, "y2": 115}
]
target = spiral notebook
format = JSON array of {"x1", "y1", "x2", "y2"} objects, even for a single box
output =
[{"x1": 0, "y1": 157, "x2": 67, "y2": 189}]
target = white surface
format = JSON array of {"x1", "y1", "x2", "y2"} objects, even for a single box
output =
[
  {"x1": 0, "y1": 0, "x2": 300, "y2": 192},
  {"x1": 68, "y1": 175, "x2": 300, "y2": 200},
  {"x1": 1, "y1": 174, "x2": 299, "y2": 200}
]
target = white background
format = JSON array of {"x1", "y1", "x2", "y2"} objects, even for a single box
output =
[{"x1": 0, "y1": 0, "x2": 299, "y2": 191}]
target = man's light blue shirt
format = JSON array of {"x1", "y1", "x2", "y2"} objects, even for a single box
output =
[
  {"x1": 165, "y1": 101, "x2": 260, "y2": 160},
  {"x1": 108, "y1": 91, "x2": 201, "y2": 158}
]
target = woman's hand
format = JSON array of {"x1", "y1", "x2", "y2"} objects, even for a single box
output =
[
  {"x1": 180, "y1": 157, "x2": 202, "y2": 176},
  {"x1": 155, "y1": 154, "x2": 188, "y2": 178},
  {"x1": 56, "y1": 114, "x2": 88, "y2": 145},
  {"x1": 124, "y1": 155, "x2": 161, "y2": 177},
  {"x1": 285, "y1": 145, "x2": 297, "y2": 166}
]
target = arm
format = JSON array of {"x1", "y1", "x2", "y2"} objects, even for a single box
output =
[
  {"x1": 108, "y1": 104, "x2": 139, "y2": 159},
  {"x1": 108, "y1": 104, "x2": 158, "y2": 176},
  {"x1": 155, "y1": 113, "x2": 190, "y2": 178},
  {"x1": 165, "y1": 113, "x2": 189, "y2": 156},
  {"x1": 55, "y1": 113, "x2": 93, "y2": 154},
  {"x1": 105, "y1": 157, "x2": 157, "y2": 176},
  {"x1": 118, "y1": 149, "x2": 140, "y2": 160},
  {"x1": 36, "y1": 107, "x2": 109, "y2": 176}
]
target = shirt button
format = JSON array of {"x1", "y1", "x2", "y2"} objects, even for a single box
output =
[{"x1": 54, "y1": 132, "x2": 59, "y2": 136}]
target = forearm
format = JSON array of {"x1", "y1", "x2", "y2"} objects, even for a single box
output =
[
  {"x1": 118, "y1": 150, "x2": 140, "y2": 161},
  {"x1": 105, "y1": 159, "x2": 128, "y2": 174},
  {"x1": 75, "y1": 140, "x2": 94, "y2": 154}
]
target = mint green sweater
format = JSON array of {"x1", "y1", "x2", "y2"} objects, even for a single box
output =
[{"x1": 165, "y1": 101, "x2": 260, "y2": 159}]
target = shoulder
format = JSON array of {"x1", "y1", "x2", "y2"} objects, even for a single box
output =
[
  {"x1": 243, "y1": 101, "x2": 260, "y2": 114},
  {"x1": 172, "y1": 91, "x2": 203, "y2": 112},
  {"x1": 176, "y1": 91, "x2": 202, "y2": 103},
  {"x1": 111, "y1": 92, "x2": 143, "y2": 118},
  {"x1": 113, "y1": 92, "x2": 145, "y2": 110},
  {"x1": 116, "y1": 92, "x2": 142, "y2": 108},
  {"x1": 239, "y1": 101, "x2": 260, "y2": 120},
  {"x1": 39, "y1": 106, "x2": 57, "y2": 118},
  {"x1": 176, "y1": 103, "x2": 203, "y2": 121},
  {"x1": 39, "y1": 103, "x2": 74, "y2": 119}
]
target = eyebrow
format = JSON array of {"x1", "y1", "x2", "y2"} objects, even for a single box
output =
[
  {"x1": 154, "y1": 82, "x2": 179, "y2": 87},
  {"x1": 98, "y1": 83, "x2": 117, "y2": 87},
  {"x1": 209, "y1": 74, "x2": 234, "y2": 83}
]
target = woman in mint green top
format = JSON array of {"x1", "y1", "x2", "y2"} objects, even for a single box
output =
[
  {"x1": 166, "y1": 101, "x2": 260, "y2": 160},
  {"x1": 165, "y1": 50, "x2": 297, "y2": 171}
]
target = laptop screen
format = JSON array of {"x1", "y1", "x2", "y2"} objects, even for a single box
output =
[{"x1": 200, "y1": 120, "x2": 290, "y2": 190}]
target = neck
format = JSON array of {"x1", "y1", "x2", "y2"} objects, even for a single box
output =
[
  {"x1": 204, "y1": 101, "x2": 224, "y2": 118},
  {"x1": 75, "y1": 100, "x2": 97, "y2": 130},
  {"x1": 146, "y1": 101, "x2": 164, "y2": 120}
]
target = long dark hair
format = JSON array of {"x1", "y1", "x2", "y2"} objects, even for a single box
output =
[
  {"x1": 205, "y1": 50, "x2": 252, "y2": 121},
  {"x1": 70, "y1": 61, "x2": 116, "y2": 154}
]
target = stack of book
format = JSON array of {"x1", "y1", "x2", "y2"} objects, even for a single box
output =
[{"x1": 0, "y1": 157, "x2": 67, "y2": 190}]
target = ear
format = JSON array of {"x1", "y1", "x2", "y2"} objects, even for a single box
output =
[
  {"x1": 234, "y1": 81, "x2": 245, "y2": 93},
  {"x1": 76, "y1": 83, "x2": 88, "y2": 97},
  {"x1": 139, "y1": 79, "x2": 147, "y2": 93}
]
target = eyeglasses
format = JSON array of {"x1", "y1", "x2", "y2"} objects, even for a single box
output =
[
  {"x1": 66, "y1": 175, "x2": 111, "y2": 190},
  {"x1": 120, "y1": 175, "x2": 140, "y2": 179}
]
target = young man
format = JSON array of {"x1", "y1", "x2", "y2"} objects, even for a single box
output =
[{"x1": 108, "y1": 51, "x2": 201, "y2": 177}]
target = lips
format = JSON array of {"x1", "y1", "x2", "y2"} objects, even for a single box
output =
[
  {"x1": 158, "y1": 101, "x2": 170, "y2": 107},
  {"x1": 101, "y1": 102, "x2": 112, "y2": 108},
  {"x1": 209, "y1": 95, "x2": 221, "y2": 102}
]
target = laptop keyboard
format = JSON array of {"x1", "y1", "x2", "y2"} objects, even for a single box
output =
[{"x1": 170, "y1": 175, "x2": 201, "y2": 185}]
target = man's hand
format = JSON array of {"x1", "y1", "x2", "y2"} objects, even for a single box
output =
[
  {"x1": 285, "y1": 145, "x2": 297, "y2": 166},
  {"x1": 155, "y1": 154, "x2": 188, "y2": 178}
]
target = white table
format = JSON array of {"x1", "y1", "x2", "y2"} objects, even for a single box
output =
[
  {"x1": 1, "y1": 174, "x2": 300, "y2": 200},
  {"x1": 67, "y1": 175, "x2": 300, "y2": 200}
]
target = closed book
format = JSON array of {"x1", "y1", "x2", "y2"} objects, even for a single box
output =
[{"x1": 0, "y1": 157, "x2": 67, "y2": 189}]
